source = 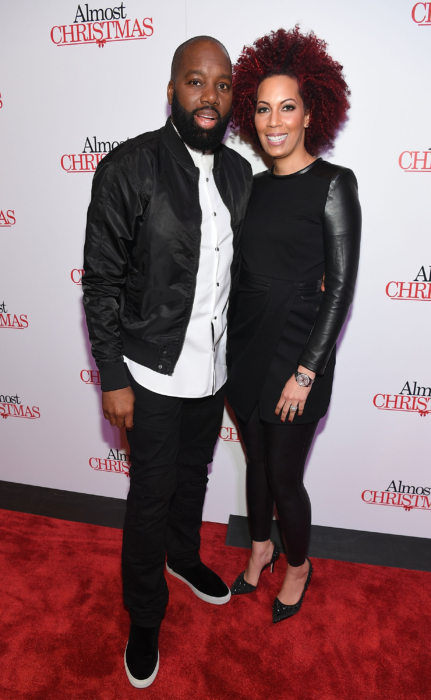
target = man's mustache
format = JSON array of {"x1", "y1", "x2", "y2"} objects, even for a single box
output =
[{"x1": 192, "y1": 106, "x2": 221, "y2": 120}]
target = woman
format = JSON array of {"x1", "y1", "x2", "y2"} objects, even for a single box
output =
[{"x1": 227, "y1": 27, "x2": 361, "y2": 623}]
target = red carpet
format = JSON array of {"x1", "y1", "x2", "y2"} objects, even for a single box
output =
[{"x1": 0, "y1": 510, "x2": 430, "y2": 700}]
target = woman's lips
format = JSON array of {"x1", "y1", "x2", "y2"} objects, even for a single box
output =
[
  {"x1": 266, "y1": 133, "x2": 288, "y2": 145},
  {"x1": 194, "y1": 111, "x2": 218, "y2": 129}
]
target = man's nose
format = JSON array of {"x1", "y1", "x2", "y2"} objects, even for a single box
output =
[{"x1": 201, "y1": 83, "x2": 219, "y2": 105}]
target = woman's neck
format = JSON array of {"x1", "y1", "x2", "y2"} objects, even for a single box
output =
[{"x1": 272, "y1": 149, "x2": 316, "y2": 176}]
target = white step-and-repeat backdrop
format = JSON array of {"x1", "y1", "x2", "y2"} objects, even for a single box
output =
[{"x1": 1, "y1": 0, "x2": 430, "y2": 538}]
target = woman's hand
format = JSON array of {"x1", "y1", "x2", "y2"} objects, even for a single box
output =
[{"x1": 275, "y1": 366, "x2": 316, "y2": 423}]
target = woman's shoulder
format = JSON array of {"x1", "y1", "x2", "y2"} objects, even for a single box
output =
[
  {"x1": 253, "y1": 168, "x2": 271, "y2": 181},
  {"x1": 311, "y1": 159, "x2": 357, "y2": 186}
]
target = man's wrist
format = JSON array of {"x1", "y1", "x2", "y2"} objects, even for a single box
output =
[{"x1": 99, "y1": 361, "x2": 130, "y2": 392}]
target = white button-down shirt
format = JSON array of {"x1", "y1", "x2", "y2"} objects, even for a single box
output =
[{"x1": 124, "y1": 141, "x2": 233, "y2": 398}]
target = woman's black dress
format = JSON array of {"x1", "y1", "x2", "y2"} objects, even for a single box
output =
[{"x1": 226, "y1": 158, "x2": 361, "y2": 425}]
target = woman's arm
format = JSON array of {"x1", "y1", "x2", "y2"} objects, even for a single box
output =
[
  {"x1": 298, "y1": 167, "x2": 362, "y2": 374},
  {"x1": 275, "y1": 167, "x2": 361, "y2": 422}
]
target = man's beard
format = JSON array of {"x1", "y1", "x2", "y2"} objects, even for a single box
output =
[{"x1": 171, "y1": 90, "x2": 231, "y2": 153}]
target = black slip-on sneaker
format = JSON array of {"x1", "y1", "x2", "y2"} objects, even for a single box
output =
[
  {"x1": 166, "y1": 561, "x2": 231, "y2": 605},
  {"x1": 124, "y1": 623, "x2": 160, "y2": 689}
]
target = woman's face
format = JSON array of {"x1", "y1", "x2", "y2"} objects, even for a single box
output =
[{"x1": 254, "y1": 75, "x2": 309, "y2": 160}]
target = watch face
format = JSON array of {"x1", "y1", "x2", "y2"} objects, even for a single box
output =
[{"x1": 297, "y1": 373, "x2": 311, "y2": 387}]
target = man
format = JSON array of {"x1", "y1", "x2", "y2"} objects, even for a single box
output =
[{"x1": 83, "y1": 36, "x2": 253, "y2": 688}]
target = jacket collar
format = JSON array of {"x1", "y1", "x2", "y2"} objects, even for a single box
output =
[{"x1": 161, "y1": 117, "x2": 223, "y2": 170}]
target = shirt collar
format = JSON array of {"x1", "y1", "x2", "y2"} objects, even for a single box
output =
[{"x1": 171, "y1": 120, "x2": 214, "y2": 173}]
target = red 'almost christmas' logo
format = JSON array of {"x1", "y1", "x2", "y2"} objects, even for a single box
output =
[
  {"x1": 219, "y1": 426, "x2": 241, "y2": 442},
  {"x1": 0, "y1": 393, "x2": 40, "y2": 420},
  {"x1": 399, "y1": 149, "x2": 431, "y2": 170},
  {"x1": 0, "y1": 302, "x2": 28, "y2": 329},
  {"x1": 50, "y1": 4, "x2": 153, "y2": 48},
  {"x1": 90, "y1": 448, "x2": 130, "y2": 475},
  {"x1": 62, "y1": 135, "x2": 128, "y2": 172},
  {"x1": 386, "y1": 265, "x2": 431, "y2": 301},
  {"x1": 80, "y1": 369, "x2": 101, "y2": 385},
  {"x1": 362, "y1": 480, "x2": 431, "y2": 512},
  {"x1": 71, "y1": 269, "x2": 84, "y2": 284},
  {"x1": 412, "y1": 2, "x2": 431, "y2": 24},
  {"x1": 0, "y1": 209, "x2": 15, "y2": 227},
  {"x1": 373, "y1": 380, "x2": 431, "y2": 417}
]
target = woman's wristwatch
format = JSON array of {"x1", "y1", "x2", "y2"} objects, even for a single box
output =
[{"x1": 295, "y1": 371, "x2": 315, "y2": 387}]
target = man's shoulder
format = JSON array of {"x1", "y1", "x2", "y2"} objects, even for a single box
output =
[
  {"x1": 102, "y1": 127, "x2": 164, "y2": 167},
  {"x1": 221, "y1": 143, "x2": 252, "y2": 174}
]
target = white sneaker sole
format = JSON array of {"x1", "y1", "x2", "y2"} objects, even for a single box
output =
[
  {"x1": 166, "y1": 564, "x2": 231, "y2": 605},
  {"x1": 124, "y1": 646, "x2": 159, "y2": 689}
]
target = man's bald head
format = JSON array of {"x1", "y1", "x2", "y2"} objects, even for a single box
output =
[
  {"x1": 167, "y1": 36, "x2": 232, "y2": 152},
  {"x1": 171, "y1": 36, "x2": 231, "y2": 82}
]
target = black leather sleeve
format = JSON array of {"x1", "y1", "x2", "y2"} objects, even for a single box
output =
[
  {"x1": 298, "y1": 168, "x2": 361, "y2": 374},
  {"x1": 82, "y1": 160, "x2": 148, "y2": 392}
]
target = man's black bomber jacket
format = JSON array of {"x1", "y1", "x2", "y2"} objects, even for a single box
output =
[{"x1": 82, "y1": 118, "x2": 253, "y2": 392}]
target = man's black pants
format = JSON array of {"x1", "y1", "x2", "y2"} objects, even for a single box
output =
[{"x1": 122, "y1": 367, "x2": 226, "y2": 628}]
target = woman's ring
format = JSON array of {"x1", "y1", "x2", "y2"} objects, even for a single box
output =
[{"x1": 290, "y1": 405, "x2": 298, "y2": 412}]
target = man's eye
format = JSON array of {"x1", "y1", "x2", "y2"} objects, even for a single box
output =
[
  {"x1": 190, "y1": 80, "x2": 201, "y2": 86},
  {"x1": 218, "y1": 83, "x2": 230, "y2": 90}
]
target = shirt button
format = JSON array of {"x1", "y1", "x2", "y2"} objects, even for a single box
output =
[
  {"x1": 158, "y1": 364, "x2": 163, "y2": 370},
  {"x1": 162, "y1": 350, "x2": 167, "y2": 355},
  {"x1": 206, "y1": 178, "x2": 209, "y2": 182},
  {"x1": 213, "y1": 212, "x2": 217, "y2": 216},
  {"x1": 215, "y1": 247, "x2": 219, "y2": 251},
  {"x1": 214, "y1": 316, "x2": 217, "y2": 320},
  {"x1": 217, "y1": 283, "x2": 219, "y2": 286}
]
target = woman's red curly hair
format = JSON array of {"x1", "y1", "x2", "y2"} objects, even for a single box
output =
[{"x1": 231, "y1": 27, "x2": 350, "y2": 156}]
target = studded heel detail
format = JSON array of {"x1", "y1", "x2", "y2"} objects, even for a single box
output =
[
  {"x1": 231, "y1": 541, "x2": 281, "y2": 595},
  {"x1": 272, "y1": 557, "x2": 313, "y2": 623}
]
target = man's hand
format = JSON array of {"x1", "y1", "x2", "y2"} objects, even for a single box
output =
[
  {"x1": 321, "y1": 273, "x2": 325, "y2": 292},
  {"x1": 102, "y1": 386, "x2": 135, "y2": 430}
]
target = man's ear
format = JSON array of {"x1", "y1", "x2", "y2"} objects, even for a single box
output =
[{"x1": 167, "y1": 80, "x2": 174, "y2": 106}]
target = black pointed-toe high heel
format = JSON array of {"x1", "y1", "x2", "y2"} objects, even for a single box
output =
[
  {"x1": 272, "y1": 557, "x2": 313, "y2": 623},
  {"x1": 231, "y1": 541, "x2": 281, "y2": 595}
]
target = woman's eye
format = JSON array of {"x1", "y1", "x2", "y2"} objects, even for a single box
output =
[
  {"x1": 257, "y1": 107, "x2": 269, "y2": 113},
  {"x1": 282, "y1": 105, "x2": 295, "y2": 111}
]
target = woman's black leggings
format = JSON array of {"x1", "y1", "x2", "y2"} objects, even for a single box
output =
[{"x1": 237, "y1": 405, "x2": 318, "y2": 568}]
